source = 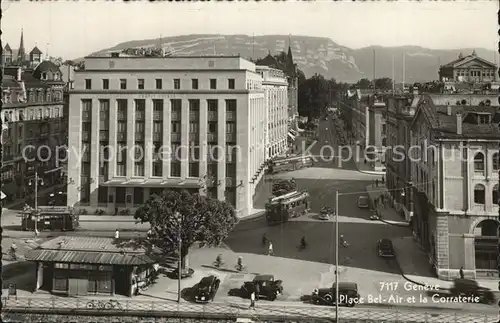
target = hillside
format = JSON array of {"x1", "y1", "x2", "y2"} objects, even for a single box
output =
[{"x1": 84, "y1": 34, "x2": 497, "y2": 83}]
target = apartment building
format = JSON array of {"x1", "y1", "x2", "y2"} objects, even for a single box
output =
[
  {"x1": 67, "y1": 55, "x2": 268, "y2": 218},
  {"x1": 1, "y1": 65, "x2": 66, "y2": 204},
  {"x1": 410, "y1": 94, "x2": 500, "y2": 279},
  {"x1": 256, "y1": 66, "x2": 288, "y2": 160}
]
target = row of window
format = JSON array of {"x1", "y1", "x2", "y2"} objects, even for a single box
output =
[
  {"x1": 3, "y1": 106, "x2": 62, "y2": 122},
  {"x1": 85, "y1": 78, "x2": 236, "y2": 91},
  {"x1": 473, "y1": 184, "x2": 500, "y2": 205},
  {"x1": 456, "y1": 70, "x2": 495, "y2": 77},
  {"x1": 473, "y1": 152, "x2": 499, "y2": 172}
]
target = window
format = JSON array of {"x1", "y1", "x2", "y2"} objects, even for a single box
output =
[
  {"x1": 493, "y1": 153, "x2": 499, "y2": 171},
  {"x1": 54, "y1": 270, "x2": 68, "y2": 291},
  {"x1": 120, "y1": 79, "x2": 127, "y2": 90},
  {"x1": 208, "y1": 122, "x2": 217, "y2": 133},
  {"x1": 210, "y1": 79, "x2": 217, "y2": 89},
  {"x1": 228, "y1": 78, "x2": 235, "y2": 89},
  {"x1": 478, "y1": 114, "x2": 489, "y2": 124},
  {"x1": 170, "y1": 162, "x2": 181, "y2": 177},
  {"x1": 156, "y1": 79, "x2": 162, "y2": 89},
  {"x1": 102, "y1": 79, "x2": 109, "y2": 90},
  {"x1": 153, "y1": 161, "x2": 162, "y2": 177},
  {"x1": 174, "y1": 79, "x2": 180, "y2": 90},
  {"x1": 189, "y1": 162, "x2": 199, "y2": 177},
  {"x1": 493, "y1": 184, "x2": 499, "y2": 205},
  {"x1": 192, "y1": 79, "x2": 199, "y2": 89},
  {"x1": 474, "y1": 152, "x2": 485, "y2": 172},
  {"x1": 138, "y1": 79, "x2": 145, "y2": 89},
  {"x1": 85, "y1": 79, "x2": 92, "y2": 90},
  {"x1": 474, "y1": 184, "x2": 485, "y2": 204}
]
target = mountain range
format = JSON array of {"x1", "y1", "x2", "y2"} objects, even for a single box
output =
[{"x1": 84, "y1": 34, "x2": 498, "y2": 83}]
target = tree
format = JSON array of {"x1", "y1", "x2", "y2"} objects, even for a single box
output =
[
  {"x1": 49, "y1": 56, "x2": 63, "y2": 67},
  {"x1": 272, "y1": 179, "x2": 297, "y2": 197},
  {"x1": 356, "y1": 78, "x2": 372, "y2": 89},
  {"x1": 134, "y1": 189, "x2": 238, "y2": 273},
  {"x1": 374, "y1": 77, "x2": 393, "y2": 91}
]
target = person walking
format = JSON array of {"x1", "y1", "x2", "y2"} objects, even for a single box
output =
[
  {"x1": 114, "y1": 229, "x2": 120, "y2": 240},
  {"x1": 381, "y1": 175, "x2": 385, "y2": 185},
  {"x1": 375, "y1": 179, "x2": 379, "y2": 187},
  {"x1": 268, "y1": 241, "x2": 274, "y2": 256},
  {"x1": 459, "y1": 266, "x2": 464, "y2": 279},
  {"x1": 249, "y1": 291, "x2": 256, "y2": 309}
]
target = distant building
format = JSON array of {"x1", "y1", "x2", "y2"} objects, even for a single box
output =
[
  {"x1": 67, "y1": 55, "x2": 268, "y2": 218},
  {"x1": 409, "y1": 94, "x2": 500, "y2": 280},
  {"x1": 255, "y1": 45, "x2": 298, "y2": 122},
  {"x1": 439, "y1": 50, "x2": 497, "y2": 83},
  {"x1": 2, "y1": 43, "x2": 13, "y2": 65},
  {"x1": 1, "y1": 29, "x2": 48, "y2": 69}
]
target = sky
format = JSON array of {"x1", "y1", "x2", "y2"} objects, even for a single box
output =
[{"x1": 3, "y1": 1, "x2": 498, "y2": 60}]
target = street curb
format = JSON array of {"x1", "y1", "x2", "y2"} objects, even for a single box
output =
[{"x1": 78, "y1": 220, "x2": 138, "y2": 223}]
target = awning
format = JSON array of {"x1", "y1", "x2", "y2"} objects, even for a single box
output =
[
  {"x1": 25, "y1": 249, "x2": 156, "y2": 266},
  {"x1": 287, "y1": 132, "x2": 295, "y2": 141},
  {"x1": 101, "y1": 178, "x2": 201, "y2": 188},
  {"x1": 1, "y1": 191, "x2": 5, "y2": 200}
]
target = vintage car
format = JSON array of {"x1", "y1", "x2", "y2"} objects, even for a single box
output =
[
  {"x1": 194, "y1": 275, "x2": 220, "y2": 303},
  {"x1": 241, "y1": 274, "x2": 283, "y2": 301},
  {"x1": 319, "y1": 206, "x2": 334, "y2": 220},
  {"x1": 377, "y1": 238, "x2": 395, "y2": 258},
  {"x1": 311, "y1": 282, "x2": 360, "y2": 307},
  {"x1": 450, "y1": 279, "x2": 495, "y2": 304}
]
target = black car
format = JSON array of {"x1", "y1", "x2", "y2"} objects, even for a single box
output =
[
  {"x1": 241, "y1": 274, "x2": 283, "y2": 301},
  {"x1": 194, "y1": 275, "x2": 220, "y2": 303},
  {"x1": 311, "y1": 282, "x2": 360, "y2": 307},
  {"x1": 377, "y1": 239, "x2": 395, "y2": 258},
  {"x1": 450, "y1": 279, "x2": 495, "y2": 304}
]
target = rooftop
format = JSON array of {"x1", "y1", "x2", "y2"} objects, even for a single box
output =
[{"x1": 38, "y1": 236, "x2": 146, "y2": 253}]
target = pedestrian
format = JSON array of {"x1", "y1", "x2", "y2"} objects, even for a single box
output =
[
  {"x1": 268, "y1": 241, "x2": 274, "y2": 256},
  {"x1": 375, "y1": 179, "x2": 379, "y2": 187},
  {"x1": 262, "y1": 233, "x2": 268, "y2": 246},
  {"x1": 364, "y1": 159, "x2": 367, "y2": 165},
  {"x1": 459, "y1": 266, "x2": 464, "y2": 279},
  {"x1": 115, "y1": 207, "x2": 118, "y2": 215},
  {"x1": 381, "y1": 176, "x2": 385, "y2": 184},
  {"x1": 249, "y1": 291, "x2": 256, "y2": 309},
  {"x1": 114, "y1": 229, "x2": 120, "y2": 240}
]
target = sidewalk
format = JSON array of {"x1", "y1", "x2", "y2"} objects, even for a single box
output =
[
  {"x1": 365, "y1": 184, "x2": 407, "y2": 224},
  {"x1": 354, "y1": 146, "x2": 385, "y2": 175},
  {"x1": 392, "y1": 236, "x2": 498, "y2": 291}
]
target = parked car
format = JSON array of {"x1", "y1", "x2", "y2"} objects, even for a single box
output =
[
  {"x1": 357, "y1": 196, "x2": 369, "y2": 208},
  {"x1": 241, "y1": 274, "x2": 283, "y2": 301},
  {"x1": 311, "y1": 282, "x2": 360, "y2": 307},
  {"x1": 194, "y1": 275, "x2": 220, "y2": 303},
  {"x1": 450, "y1": 279, "x2": 495, "y2": 304},
  {"x1": 377, "y1": 238, "x2": 395, "y2": 258}
]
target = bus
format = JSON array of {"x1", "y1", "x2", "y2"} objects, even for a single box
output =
[
  {"x1": 267, "y1": 155, "x2": 313, "y2": 174},
  {"x1": 21, "y1": 206, "x2": 79, "y2": 231},
  {"x1": 266, "y1": 191, "x2": 310, "y2": 223}
]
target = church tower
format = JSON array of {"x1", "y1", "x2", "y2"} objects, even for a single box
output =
[{"x1": 17, "y1": 29, "x2": 26, "y2": 63}]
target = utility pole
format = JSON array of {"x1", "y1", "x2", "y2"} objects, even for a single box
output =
[
  {"x1": 177, "y1": 211, "x2": 182, "y2": 303},
  {"x1": 30, "y1": 170, "x2": 43, "y2": 236},
  {"x1": 335, "y1": 190, "x2": 339, "y2": 321}
]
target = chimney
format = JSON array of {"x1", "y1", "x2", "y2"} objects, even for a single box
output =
[
  {"x1": 456, "y1": 112, "x2": 462, "y2": 135},
  {"x1": 16, "y1": 67, "x2": 21, "y2": 81},
  {"x1": 447, "y1": 104, "x2": 452, "y2": 116}
]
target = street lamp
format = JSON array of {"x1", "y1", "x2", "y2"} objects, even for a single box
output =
[{"x1": 28, "y1": 170, "x2": 44, "y2": 236}]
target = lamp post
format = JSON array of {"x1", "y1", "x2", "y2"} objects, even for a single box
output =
[
  {"x1": 334, "y1": 190, "x2": 339, "y2": 321},
  {"x1": 28, "y1": 170, "x2": 44, "y2": 236},
  {"x1": 176, "y1": 211, "x2": 182, "y2": 303}
]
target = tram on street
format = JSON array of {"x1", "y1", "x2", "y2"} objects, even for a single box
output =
[
  {"x1": 266, "y1": 191, "x2": 310, "y2": 223},
  {"x1": 267, "y1": 155, "x2": 313, "y2": 174},
  {"x1": 21, "y1": 206, "x2": 79, "y2": 231}
]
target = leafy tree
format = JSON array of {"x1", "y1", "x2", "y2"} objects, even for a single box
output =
[
  {"x1": 272, "y1": 179, "x2": 297, "y2": 197},
  {"x1": 49, "y1": 56, "x2": 63, "y2": 67},
  {"x1": 356, "y1": 78, "x2": 372, "y2": 89},
  {"x1": 134, "y1": 189, "x2": 238, "y2": 272},
  {"x1": 374, "y1": 77, "x2": 393, "y2": 91}
]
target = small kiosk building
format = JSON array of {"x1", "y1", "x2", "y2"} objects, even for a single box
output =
[{"x1": 25, "y1": 236, "x2": 157, "y2": 297}]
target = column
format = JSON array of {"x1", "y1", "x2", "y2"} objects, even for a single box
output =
[
  {"x1": 126, "y1": 99, "x2": 136, "y2": 178},
  {"x1": 90, "y1": 99, "x2": 100, "y2": 207},
  {"x1": 181, "y1": 99, "x2": 189, "y2": 179},
  {"x1": 67, "y1": 97, "x2": 83, "y2": 207},
  {"x1": 199, "y1": 100, "x2": 208, "y2": 178},
  {"x1": 125, "y1": 187, "x2": 133, "y2": 209},
  {"x1": 143, "y1": 187, "x2": 150, "y2": 202},
  {"x1": 162, "y1": 99, "x2": 171, "y2": 179},
  {"x1": 108, "y1": 187, "x2": 116, "y2": 210},
  {"x1": 463, "y1": 233, "x2": 475, "y2": 273},
  {"x1": 144, "y1": 99, "x2": 153, "y2": 178},
  {"x1": 217, "y1": 99, "x2": 226, "y2": 200},
  {"x1": 108, "y1": 97, "x2": 117, "y2": 179}
]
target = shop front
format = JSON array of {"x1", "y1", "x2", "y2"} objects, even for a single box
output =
[{"x1": 25, "y1": 236, "x2": 157, "y2": 297}]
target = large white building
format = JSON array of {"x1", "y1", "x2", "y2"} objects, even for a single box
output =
[
  {"x1": 67, "y1": 55, "x2": 288, "y2": 218},
  {"x1": 256, "y1": 66, "x2": 288, "y2": 160}
]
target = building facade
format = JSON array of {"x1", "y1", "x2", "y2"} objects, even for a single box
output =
[
  {"x1": 438, "y1": 51, "x2": 497, "y2": 83},
  {"x1": 410, "y1": 94, "x2": 500, "y2": 279},
  {"x1": 1, "y1": 65, "x2": 66, "y2": 204},
  {"x1": 384, "y1": 94, "x2": 417, "y2": 222},
  {"x1": 67, "y1": 55, "x2": 268, "y2": 218},
  {"x1": 256, "y1": 66, "x2": 288, "y2": 160}
]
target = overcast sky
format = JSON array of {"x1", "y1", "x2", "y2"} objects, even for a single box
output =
[{"x1": 3, "y1": 1, "x2": 497, "y2": 60}]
